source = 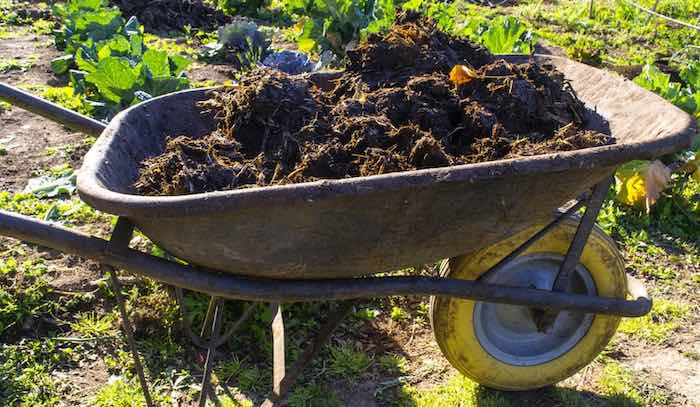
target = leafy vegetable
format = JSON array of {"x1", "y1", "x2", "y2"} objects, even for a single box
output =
[
  {"x1": 23, "y1": 169, "x2": 77, "y2": 198},
  {"x1": 51, "y1": 0, "x2": 192, "y2": 119},
  {"x1": 634, "y1": 64, "x2": 698, "y2": 117}
]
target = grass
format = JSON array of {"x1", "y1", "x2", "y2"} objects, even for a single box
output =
[
  {"x1": 501, "y1": 0, "x2": 700, "y2": 66},
  {"x1": 397, "y1": 375, "x2": 512, "y2": 407},
  {"x1": 70, "y1": 312, "x2": 116, "y2": 338},
  {"x1": 41, "y1": 86, "x2": 94, "y2": 117},
  {"x1": 595, "y1": 361, "x2": 672, "y2": 406},
  {"x1": 618, "y1": 299, "x2": 691, "y2": 343},
  {"x1": 0, "y1": 55, "x2": 37, "y2": 73},
  {"x1": 328, "y1": 343, "x2": 372, "y2": 377},
  {"x1": 378, "y1": 354, "x2": 409, "y2": 375},
  {"x1": 93, "y1": 377, "x2": 154, "y2": 407},
  {"x1": 288, "y1": 383, "x2": 343, "y2": 407}
]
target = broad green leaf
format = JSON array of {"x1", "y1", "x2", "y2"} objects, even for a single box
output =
[
  {"x1": 402, "y1": 0, "x2": 424, "y2": 11},
  {"x1": 85, "y1": 57, "x2": 139, "y2": 104},
  {"x1": 51, "y1": 55, "x2": 74, "y2": 75},
  {"x1": 73, "y1": 9, "x2": 123, "y2": 43},
  {"x1": 298, "y1": 37, "x2": 316, "y2": 53},
  {"x1": 681, "y1": 61, "x2": 700, "y2": 93},
  {"x1": 145, "y1": 76, "x2": 190, "y2": 98},
  {"x1": 75, "y1": 47, "x2": 97, "y2": 73},
  {"x1": 169, "y1": 55, "x2": 191, "y2": 76},
  {"x1": 480, "y1": 16, "x2": 530, "y2": 54},
  {"x1": 129, "y1": 33, "x2": 144, "y2": 57},
  {"x1": 24, "y1": 170, "x2": 77, "y2": 198},
  {"x1": 142, "y1": 49, "x2": 171, "y2": 78},
  {"x1": 97, "y1": 35, "x2": 131, "y2": 60}
]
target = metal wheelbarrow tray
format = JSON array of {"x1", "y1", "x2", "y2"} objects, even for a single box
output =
[{"x1": 77, "y1": 55, "x2": 695, "y2": 279}]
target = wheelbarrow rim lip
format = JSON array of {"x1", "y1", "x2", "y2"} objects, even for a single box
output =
[{"x1": 76, "y1": 56, "x2": 697, "y2": 219}]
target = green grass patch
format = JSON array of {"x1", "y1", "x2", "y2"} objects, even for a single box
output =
[
  {"x1": 31, "y1": 18, "x2": 53, "y2": 35},
  {"x1": 397, "y1": 375, "x2": 513, "y2": 406},
  {"x1": 0, "y1": 55, "x2": 37, "y2": 73},
  {"x1": 378, "y1": 354, "x2": 409, "y2": 375},
  {"x1": 618, "y1": 299, "x2": 691, "y2": 343},
  {"x1": 93, "y1": 377, "x2": 167, "y2": 407},
  {"x1": 328, "y1": 343, "x2": 372, "y2": 377},
  {"x1": 41, "y1": 86, "x2": 94, "y2": 117},
  {"x1": 288, "y1": 383, "x2": 343, "y2": 407},
  {"x1": 70, "y1": 311, "x2": 116, "y2": 338},
  {"x1": 0, "y1": 339, "x2": 68, "y2": 406}
]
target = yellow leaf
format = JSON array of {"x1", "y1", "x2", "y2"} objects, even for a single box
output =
[
  {"x1": 693, "y1": 169, "x2": 700, "y2": 183},
  {"x1": 614, "y1": 160, "x2": 671, "y2": 211},
  {"x1": 616, "y1": 172, "x2": 646, "y2": 207},
  {"x1": 450, "y1": 65, "x2": 478, "y2": 86}
]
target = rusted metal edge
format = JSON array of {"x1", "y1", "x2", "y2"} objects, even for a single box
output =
[{"x1": 0, "y1": 210, "x2": 651, "y2": 317}]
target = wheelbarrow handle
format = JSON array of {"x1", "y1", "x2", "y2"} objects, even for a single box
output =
[{"x1": 0, "y1": 82, "x2": 106, "y2": 137}]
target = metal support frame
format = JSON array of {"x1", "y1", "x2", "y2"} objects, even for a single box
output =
[
  {"x1": 104, "y1": 218, "x2": 154, "y2": 407},
  {"x1": 553, "y1": 177, "x2": 614, "y2": 292},
  {"x1": 198, "y1": 298, "x2": 224, "y2": 407}
]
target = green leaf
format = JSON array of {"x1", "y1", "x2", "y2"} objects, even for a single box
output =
[
  {"x1": 169, "y1": 55, "x2": 191, "y2": 76},
  {"x1": 85, "y1": 57, "x2": 140, "y2": 104},
  {"x1": 145, "y1": 76, "x2": 190, "y2": 98},
  {"x1": 142, "y1": 49, "x2": 171, "y2": 78},
  {"x1": 680, "y1": 61, "x2": 700, "y2": 93},
  {"x1": 129, "y1": 33, "x2": 144, "y2": 58},
  {"x1": 96, "y1": 35, "x2": 131, "y2": 60},
  {"x1": 50, "y1": 55, "x2": 74, "y2": 75},
  {"x1": 73, "y1": 9, "x2": 124, "y2": 43},
  {"x1": 480, "y1": 16, "x2": 530, "y2": 54},
  {"x1": 75, "y1": 47, "x2": 97, "y2": 73},
  {"x1": 402, "y1": 0, "x2": 424, "y2": 11},
  {"x1": 24, "y1": 170, "x2": 77, "y2": 198}
]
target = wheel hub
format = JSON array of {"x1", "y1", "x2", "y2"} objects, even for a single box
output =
[{"x1": 473, "y1": 253, "x2": 596, "y2": 367}]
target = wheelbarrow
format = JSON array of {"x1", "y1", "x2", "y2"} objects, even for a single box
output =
[{"x1": 0, "y1": 54, "x2": 696, "y2": 406}]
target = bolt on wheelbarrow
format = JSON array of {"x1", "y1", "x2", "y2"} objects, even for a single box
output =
[{"x1": 0, "y1": 54, "x2": 696, "y2": 406}]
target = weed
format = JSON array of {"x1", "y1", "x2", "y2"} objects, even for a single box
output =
[
  {"x1": 354, "y1": 307, "x2": 381, "y2": 320},
  {"x1": 288, "y1": 383, "x2": 343, "y2": 407},
  {"x1": 618, "y1": 299, "x2": 691, "y2": 343},
  {"x1": 0, "y1": 339, "x2": 69, "y2": 406},
  {"x1": 378, "y1": 354, "x2": 409, "y2": 374},
  {"x1": 390, "y1": 306, "x2": 408, "y2": 321},
  {"x1": 93, "y1": 376, "x2": 165, "y2": 407},
  {"x1": 70, "y1": 311, "x2": 116, "y2": 338},
  {"x1": 597, "y1": 362, "x2": 644, "y2": 406},
  {"x1": 397, "y1": 374, "x2": 512, "y2": 406},
  {"x1": 220, "y1": 395, "x2": 254, "y2": 407},
  {"x1": 41, "y1": 86, "x2": 94, "y2": 117},
  {"x1": 328, "y1": 343, "x2": 372, "y2": 377},
  {"x1": 0, "y1": 56, "x2": 36, "y2": 73},
  {"x1": 31, "y1": 18, "x2": 53, "y2": 35},
  {"x1": 683, "y1": 351, "x2": 700, "y2": 361}
]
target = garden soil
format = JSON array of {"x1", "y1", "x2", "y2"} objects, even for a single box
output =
[
  {"x1": 134, "y1": 12, "x2": 613, "y2": 196},
  {"x1": 109, "y1": 0, "x2": 229, "y2": 32}
]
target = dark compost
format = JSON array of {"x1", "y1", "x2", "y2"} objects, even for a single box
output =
[{"x1": 135, "y1": 13, "x2": 613, "y2": 196}]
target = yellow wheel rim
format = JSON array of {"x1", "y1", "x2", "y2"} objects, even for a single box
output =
[{"x1": 430, "y1": 217, "x2": 626, "y2": 390}]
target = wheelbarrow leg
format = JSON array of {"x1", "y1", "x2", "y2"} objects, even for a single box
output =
[
  {"x1": 271, "y1": 303, "x2": 286, "y2": 398},
  {"x1": 198, "y1": 297, "x2": 224, "y2": 407},
  {"x1": 261, "y1": 300, "x2": 357, "y2": 406},
  {"x1": 104, "y1": 218, "x2": 154, "y2": 407}
]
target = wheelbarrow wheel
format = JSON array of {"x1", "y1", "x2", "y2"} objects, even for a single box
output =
[{"x1": 430, "y1": 217, "x2": 627, "y2": 390}]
